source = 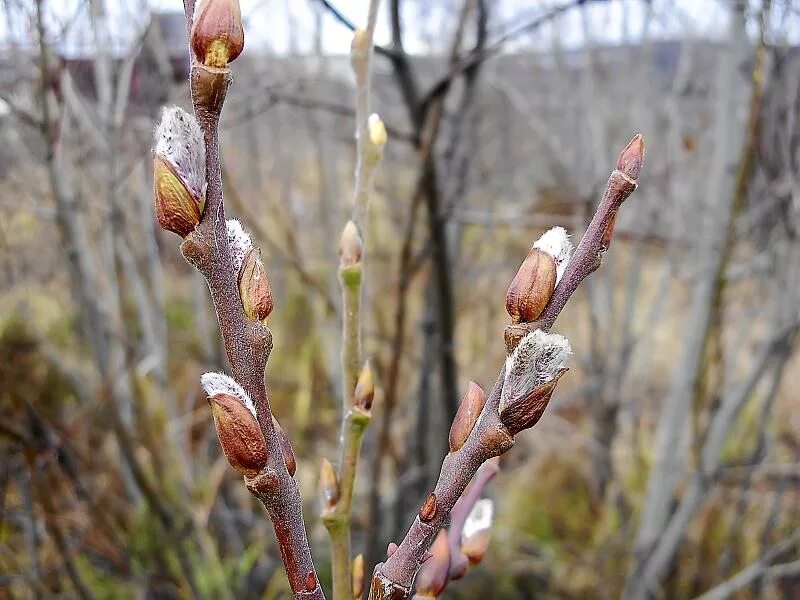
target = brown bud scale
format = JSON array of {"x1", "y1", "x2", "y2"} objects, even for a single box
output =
[
  {"x1": 238, "y1": 247, "x2": 274, "y2": 321},
  {"x1": 419, "y1": 492, "x2": 437, "y2": 522},
  {"x1": 208, "y1": 393, "x2": 267, "y2": 477},
  {"x1": 505, "y1": 248, "x2": 556, "y2": 324},
  {"x1": 499, "y1": 369, "x2": 568, "y2": 436},
  {"x1": 448, "y1": 381, "x2": 486, "y2": 452},
  {"x1": 154, "y1": 156, "x2": 202, "y2": 237}
]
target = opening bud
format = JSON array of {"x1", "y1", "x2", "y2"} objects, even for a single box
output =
[
  {"x1": 339, "y1": 220, "x2": 363, "y2": 269},
  {"x1": 227, "y1": 219, "x2": 253, "y2": 273},
  {"x1": 460, "y1": 499, "x2": 494, "y2": 566},
  {"x1": 153, "y1": 107, "x2": 206, "y2": 237},
  {"x1": 207, "y1": 393, "x2": 267, "y2": 478},
  {"x1": 499, "y1": 330, "x2": 570, "y2": 436},
  {"x1": 238, "y1": 247, "x2": 274, "y2": 321},
  {"x1": 352, "y1": 553, "x2": 365, "y2": 599},
  {"x1": 414, "y1": 529, "x2": 451, "y2": 599},
  {"x1": 616, "y1": 133, "x2": 645, "y2": 181},
  {"x1": 353, "y1": 361, "x2": 375, "y2": 411},
  {"x1": 368, "y1": 113, "x2": 388, "y2": 149},
  {"x1": 532, "y1": 226, "x2": 573, "y2": 285},
  {"x1": 273, "y1": 416, "x2": 296, "y2": 476},
  {"x1": 448, "y1": 381, "x2": 486, "y2": 452},
  {"x1": 191, "y1": 0, "x2": 244, "y2": 68},
  {"x1": 320, "y1": 457, "x2": 339, "y2": 510}
]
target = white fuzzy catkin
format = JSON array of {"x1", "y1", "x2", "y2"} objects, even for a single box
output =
[
  {"x1": 200, "y1": 372, "x2": 257, "y2": 419},
  {"x1": 154, "y1": 106, "x2": 206, "y2": 199},
  {"x1": 501, "y1": 329, "x2": 571, "y2": 412},
  {"x1": 462, "y1": 499, "x2": 494, "y2": 541},
  {"x1": 533, "y1": 226, "x2": 573, "y2": 284},
  {"x1": 226, "y1": 219, "x2": 253, "y2": 273}
]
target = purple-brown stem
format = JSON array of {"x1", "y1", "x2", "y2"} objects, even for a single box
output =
[
  {"x1": 368, "y1": 135, "x2": 643, "y2": 598},
  {"x1": 179, "y1": 8, "x2": 323, "y2": 598},
  {"x1": 369, "y1": 372, "x2": 512, "y2": 598}
]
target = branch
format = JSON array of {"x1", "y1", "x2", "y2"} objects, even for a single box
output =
[
  {"x1": 369, "y1": 136, "x2": 644, "y2": 599},
  {"x1": 176, "y1": 6, "x2": 323, "y2": 599},
  {"x1": 321, "y1": 2, "x2": 385, "y2": 598}
]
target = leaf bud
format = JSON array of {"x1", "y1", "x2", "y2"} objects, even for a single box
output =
[
  {"x1": 414, "y1": 529, "x2": 450, "y2": 599},
  {"x1": 616, "y1": 133, "x2": 645, "y2": 181},
  {"x1": 339, "y1": 220, "x2": 363, "y2": 270},
  {"x1": 238, "y1": 247, "x2": 274, "y2": 321},
  {"x1": 351, "y1": 553, "x2": 365, "y2": 599},
  {"x1": 320, "y1": 457, "x2": 339, "y2": 510},
  {"x1": 448, "y1": 381, "x2": 485, "y2": 453},
  {"x1": 353, "y1": 362, "x2": 375, "y2": 412},
  {"x1": 273, "y1": 416, "x2": 296, "y2": 476}
]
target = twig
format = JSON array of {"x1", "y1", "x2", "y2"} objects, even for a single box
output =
[
  {"x1": 178, "y1": 7, "x2": 323, "y2": 599},
  {"x1": 368, "y1": 136, "x2": 643, "y2": 599},
  {"x1": 322, "y1": 2, "x2": 383, "y2": 598}
]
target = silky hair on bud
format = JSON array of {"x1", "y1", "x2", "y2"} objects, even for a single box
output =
[
  {"x1": 533, "y1": 226, "x2": 573, "y2": 283},
  {"x1": 501, "y1": 330, "x2": 571, "y2": 411},
  {"x1": 462, "y1": 499, "x2": 494, "y2": 541},
  {"x1": 154, "y1": 106, "x2": 206, "y2": 199},
  {"x1": 200, "y1": 372, "x2": 257, "y2": 418},
  {"x1": 226, "y1": 219, "x2": 253, "y2": 272}
]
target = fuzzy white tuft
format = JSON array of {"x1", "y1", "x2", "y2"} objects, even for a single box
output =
[
  {"x1": 533, "y1": 226, "x2": 573, "y2": 284},
  {"x1": 226, "y1": 219, "x2": 253, "y2": 273},
  {"x1": 462, "y1": 499, "x2": 494, "y2": 541},
  {"x1": 501, "y1": 329, "x2": 571, "y2": 411},
  {"x1": 200, "y1": 372, "x2": 257, "y2": 418},
  {"x1": 154, "y1": 106, "x2": 206, "y2": 199}
]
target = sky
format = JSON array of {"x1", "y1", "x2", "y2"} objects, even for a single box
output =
[{"x1": 1, "y1": 0, "x2": 798, "y2": 56}]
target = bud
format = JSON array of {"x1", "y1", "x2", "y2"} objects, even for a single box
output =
[
  {"x1": 419, "y1": 492, "x2": 437, "y2": 522},
  {"x1": 368, "y1": 113, "x2": 387, "y2": 149},
  {"x1": 460, "y1": 499, "x2": 494, "y2": 566},
  {"x1": 238, "y1": 247, "x2": 274, "y2": 321},
  {"x1": 602, "y1": 211, "x2": 618, "y2": 249},
  {"x1": 353, "y1": 362, "x2": 375, "y2": 411},
  {"x1": 505, "y1": 249, "x2": 555, "y2": 324},
  {"x1": 414, "y1": 530, "x2": 450, "y2": 599},
  {"x1": 227, "y1": 219, "x2": 253, "y2": 273},
  {"x1": 352, "y1": 553, "x2": 365, "y2": 599},
  {"x1": 499, "y1": 330, "x2": 570, "y2": 436},
  {"x1": 386, "y1": 542, "x2": 398, "y2": 557},
  {"x1": 153, "y1": 107, "x2": 206, "y2": 237},
  {"x1": 339, "y1": 220, "x2": 363, "y2": 269},
  {"x1": 616, "y1": 133, "x2": 644, "y2": 181},
  {"x1": 191, "y1": 0, "x2": 244, "y2": 68},
  {"x1": 305, "y1": 571, "x2": 317, "y2": 592},
  {"x1": 320, "y1": 457, "x2": 339, "y2": 509},
  {"x1": 273, "y1": 416, "x2": 296, "y2": 476},
  {"x1": 207, "y1": 396, "x2": 267, "y2": 478},
  {"x1": 448, "y1": 382, "x2": 485, "y2": 452}
]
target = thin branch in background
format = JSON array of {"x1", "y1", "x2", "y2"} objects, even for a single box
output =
[{"x1": 321, "y1": 2, "x2": 385, "y2": 598}]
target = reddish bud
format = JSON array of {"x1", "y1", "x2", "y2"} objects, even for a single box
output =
[
  {"x1": 387, "y1": 542, "x2": 398, "y2": 557},
  {"x1": 419, "y1": 492, "x2": 437, "y2": 522},
  {"x1": 448, "y1": 382, "x2": 486, "y2": 452},
  {"x1": 208, "y1": 393, "x2": 267, "y2": 477},
  {"x1": 191, "y1": 0, "x2": 244, "y2": 68},
  {"x1": 238, "y1": 248, "x2": 274, "y2": 321},
  {"x1": 616, "y1": 133, "x2": 645, "y2": 181},
  {"x1": 602, "y1": 211, "x2": 618, "y2": 249},
  {"x1": 305, "y1": 571, "x2": 317, "y2": 592},
  {"x1": 272, "y1": 416, "x2": 296, "y2": 476},
  {"x1": 505, "y1": 248, "x2": 556, "y2": 324}
]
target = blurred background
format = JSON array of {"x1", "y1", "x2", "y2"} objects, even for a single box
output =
[{"x1": 1, "y1": 0, "x2": 799, "y2": 598}]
